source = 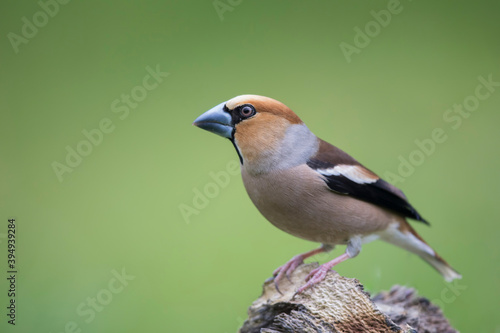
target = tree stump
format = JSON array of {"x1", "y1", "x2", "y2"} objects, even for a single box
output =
[{"x1": 239, "y1": 263, "x2": 458, "y2": 333}]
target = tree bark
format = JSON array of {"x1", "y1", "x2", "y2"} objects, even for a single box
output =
[{"x1": 238, "y1": 263, "x2": 457, "y2": 333}]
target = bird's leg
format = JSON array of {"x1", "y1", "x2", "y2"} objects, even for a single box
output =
[
  {"x1": 273, "y1": 244, "x2": 333, "y2": 294},
  {"x1": 295, "y1": 236, "x2": 362, "y2": 295}
]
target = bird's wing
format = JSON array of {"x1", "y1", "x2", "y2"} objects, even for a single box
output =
[{"x1": 307, "y1": 139, "x2": 429, "y2": 224}]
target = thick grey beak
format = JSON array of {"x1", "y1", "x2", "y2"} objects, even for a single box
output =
[{"x1": 193, "y1": 101, "x2": 233, "y2": 139}]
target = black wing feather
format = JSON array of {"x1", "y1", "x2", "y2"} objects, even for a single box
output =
[{"x1": 307, "y1": 159, "x2": 429, "y2": 225}]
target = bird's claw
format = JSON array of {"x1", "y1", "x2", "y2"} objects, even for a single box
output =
[
  {"x1": 294, "y1": 265, "x2": 333, "y2": 295},
  {"x1": 272, "y1": 255, "x2": 305, "y2": 294}
]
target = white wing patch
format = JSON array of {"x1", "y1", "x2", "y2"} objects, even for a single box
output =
[{"x1": 316, "y1": 165, "x2": 378, "y2": 184}]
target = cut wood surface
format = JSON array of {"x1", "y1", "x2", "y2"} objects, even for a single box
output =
[{"x1": 239, "y1": 263, "x2": 457, "y2": 333}]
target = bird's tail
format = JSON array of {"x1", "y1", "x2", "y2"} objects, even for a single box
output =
[
  {"x1": 380, "y1": 221, "x2": 461, "y2": 282},
  {"x1": 420, "y1": 251, "x2": 462, "y2": 282}
]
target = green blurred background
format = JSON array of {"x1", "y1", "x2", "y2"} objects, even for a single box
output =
[{"x1": 1, "y1": 1, "x2": 499, "y2": 332}]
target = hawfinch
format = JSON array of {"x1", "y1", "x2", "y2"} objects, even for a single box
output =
[{"x1": 193, "y1": 95, "x2": 461, "y2": 294}]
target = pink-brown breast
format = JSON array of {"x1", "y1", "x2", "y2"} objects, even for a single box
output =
[{"x1": 241, "y1": 163, "x2": 398, "y2": 245}]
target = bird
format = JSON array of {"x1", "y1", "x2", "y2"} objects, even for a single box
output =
[{"x1": 193, "y1": 94, "x2": 461, "y2": 294}]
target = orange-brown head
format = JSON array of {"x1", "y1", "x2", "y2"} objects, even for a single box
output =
[{"x1": 193, "y1": 95, "x2": 318, "y2": 174}]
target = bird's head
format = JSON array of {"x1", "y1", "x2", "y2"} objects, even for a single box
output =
[{"x1": 193, "y1": 95, "x2": 318, "y2": 174}]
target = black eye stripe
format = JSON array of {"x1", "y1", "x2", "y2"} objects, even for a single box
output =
[{"x1": 229, "y1": 104, "x2": 256, "y2": 125}]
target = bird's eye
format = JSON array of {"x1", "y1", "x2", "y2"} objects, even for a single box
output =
[{"x1": 239, "y1": 105, "x2": 255, "y2": 118}]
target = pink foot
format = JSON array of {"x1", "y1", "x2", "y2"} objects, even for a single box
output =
[
  {"x1": 295, "y1": 253, "x2": 350, "y2": 295},
  {"x1": 273, "y1": 254, "x2": 305, "y2": 293},
  {"x1": 295, "y1": 265, "x2": 333, "y2": 294},
  {"x1": 272, "y1": 247, "x2": 327, "y2": 294}
]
